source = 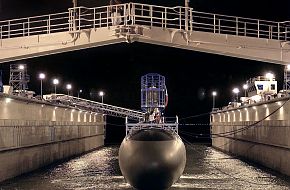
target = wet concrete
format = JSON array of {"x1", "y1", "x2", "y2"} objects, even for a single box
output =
[{"x1": 1, "y1": 144, "x2": 290, "y2": 189}]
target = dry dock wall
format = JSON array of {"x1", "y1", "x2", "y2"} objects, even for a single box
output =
[
  {"x1": 0, "y1": 94, "x2": 105, "y2": 182},
  {"x1": 211, "y1": 97, "x2": 290, "y2": 176}
]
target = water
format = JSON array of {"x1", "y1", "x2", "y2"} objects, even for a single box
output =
[{"x1": 1, "y1": 144, "x2": 290, "y2": 190}]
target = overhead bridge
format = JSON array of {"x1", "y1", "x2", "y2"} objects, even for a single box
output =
[
  {"x1": 0, "y1": 3, "x2": 290, "y2": 65},
  {"x1": 46, "y1": 94, "x2": 144, "y2": 120}
]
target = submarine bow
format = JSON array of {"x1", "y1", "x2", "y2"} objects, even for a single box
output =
[{"x1": 118, "y1": 73, "x2": 186, "y2": 190}]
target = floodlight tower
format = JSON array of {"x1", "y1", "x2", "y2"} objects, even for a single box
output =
[
  {"x1": 9, "y1": 64, "x2": 30, "y2": 95},
  {"x1": 283, "y1": 64, "x2": 290, "y2": 91}
]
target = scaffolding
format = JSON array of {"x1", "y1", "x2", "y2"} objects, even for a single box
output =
[
  {"x1": 283, "y1": 65, "x2": 290, "y2": 91},
  {"x1": 9, "y1": 64, "x2": 30, "y2": 95}
]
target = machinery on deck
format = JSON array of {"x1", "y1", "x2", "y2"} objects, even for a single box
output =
[{"x1": 118, "y1": 73, "x2": 186, "y2": 190}]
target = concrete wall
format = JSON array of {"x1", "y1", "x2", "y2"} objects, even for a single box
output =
[
  {"x1": 0, "y1": 94, "x2": 105, "y2": 182},
  {"x1": 211, "y1": 97, "x2": 290, "y2": 176}
]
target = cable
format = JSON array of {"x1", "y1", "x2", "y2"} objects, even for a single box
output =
[
  {"x1": 211, "y1": 99, "x2": 289, "y2": 138},
  {"x1": 179, "y1": 130, "x2": 210, "y2": 139},
  {"x1": 179, "y1": 112, "x2": 211, "y2": 121},
  {"x1": 178, "y1": 99, "x2": 289, "y2": 139}
]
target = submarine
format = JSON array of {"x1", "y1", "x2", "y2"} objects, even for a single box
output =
[{"x1": 119, "y1": 73, "x2": 186, "y2": 190}]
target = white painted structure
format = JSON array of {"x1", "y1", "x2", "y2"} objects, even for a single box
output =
[
  {"x1": 0, "y1": 3, "x2": 289, "y2": 64},
  {"x1": 0, "y1": 93, "x2": 105, "y2": 182},
  {"x1": 211, "y1": 97, "x2": 290, "y2": 176}
]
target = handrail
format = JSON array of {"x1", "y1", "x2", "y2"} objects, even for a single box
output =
[{"x1": 0, "y1": 3, "x2": 289, "y2": 41}]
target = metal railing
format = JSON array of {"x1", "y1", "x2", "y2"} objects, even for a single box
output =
[
  {"x1": 46, "y1": 94, "x2": 144, "y2": 120},
  {"x1": 0, "y1": 3, "x2": 289, "y2": 41},
  {"x1": 0, "y1": 12, "x2": 69, "y2": 39},
  {"x1": 125, "y1": 116, "x2": 178, "y2": 135}
]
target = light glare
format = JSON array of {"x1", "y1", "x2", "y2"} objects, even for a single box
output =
[
  {"x1": 66, "y1": 84, "x2": 72, "y2": 90},
  {"x1": 53, "y1": 79, "x2": 59, "y2": 85},
  {"x1": 99, "y1": 91, "x2": 104, "y2": 97},
  {"x1": 39, "y1": 73, "x2": 45, "y2": 79},
  {"x1": 232, "y1": 88, "x2": 240, "y2": 94}
]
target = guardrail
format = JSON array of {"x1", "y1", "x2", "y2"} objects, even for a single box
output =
[
  {"x1": 125, "y1": 116, "x2": 178, "y2": 135},
  {"x1": 0, "y1": 3, "x2": 289, "y2": 41}
]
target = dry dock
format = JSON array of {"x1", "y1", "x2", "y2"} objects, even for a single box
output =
[
  {"x1": 0, "y1": 93, "x2": 105, "y2": 182},
  {"x1": 211, "y1": 96, "x2": 290, "y2": 176}
]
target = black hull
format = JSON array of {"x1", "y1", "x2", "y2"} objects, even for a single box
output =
[{"x1": 119, "y1": 129, "x2": 186, "y2": 190}]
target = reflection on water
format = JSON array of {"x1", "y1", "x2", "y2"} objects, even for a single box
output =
[{"x1": 1, "y1": 145, "x2": 290, "y2": 189}]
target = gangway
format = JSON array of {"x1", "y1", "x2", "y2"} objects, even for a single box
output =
[
  {"x1": 44, "y1": 94, "x2": 144, "y2": 120},
  {"x1": 0, "y1": 3, "x2": 290, "y2": 64}
]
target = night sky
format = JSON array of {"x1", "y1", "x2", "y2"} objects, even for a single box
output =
[{"x1": 0, "y1": 0, "x2": 289, "y2": 143}]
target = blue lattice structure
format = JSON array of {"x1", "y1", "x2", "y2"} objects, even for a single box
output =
[
  {"x1": 141, "y1": 73, "x2": 167, "y2": 113},
  {"x1": 125, "y1": 73, "x2": 177, "y2": 135}
]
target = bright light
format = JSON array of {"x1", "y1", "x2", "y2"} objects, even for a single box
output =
[
  {"x1": 251, "y1": 95, "x2": 261, "y2": 102},
  {"x1": 287, "y1": 64, "x2": 290, "y2": 71},
  {"x1": 18, "y1": 65, "x2": 24, "y2": 70},
  {"x1": 99, "y1": 91, "x2": 104, "y2": 97},
  {"x1": 39, "y1": 73, "x2": 45, "y2": 79},
  {"x1": 66, "y1": 84, "x2": 72, "y2": 90},
  {"x1": 232, "y1": 88, "x2": 240, "y2": 94},
  {"x1": 243, "y1": 84, "x2": 248, "y2": 90},
  {"x1": 5, "y1": 98, "x2": 12, "y2": 103},
  {"x1": 53, "y1": 79, "x2": 59, "y2": 85},
  {"x1": 79, "y1": 89, "x2": 83, "y2": 93},
  {"x1": 265, "y1": 72, "x2": 274, "y2": 80},
  {"x1": 212, "y1": 91, "x2": 217, "y2": 96}
]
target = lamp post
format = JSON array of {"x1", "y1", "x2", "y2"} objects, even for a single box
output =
[
  {"x1": 39, "y1": 73, "x2": 45, "y2": 99},
  {"x1": 212, "y1": 91, "x2": 217, "y2": 110},
  {"x1": 232, "y1": 88, "x2": 240, "y2": 102},
  {"x1": 52, "y1": 78, "x2": 59, "y2": 96},
  {"x1": 66, "y1": 84, "x2": 72, "y2": 96},
  {"x1": 99, "y1": 91, "x2": 104, "y2": 103},
  {"x1": 78, "y1": 89, "x2": 82, "y2": 98},
  {"x1": 243, "y1": 84, "x2": 248, "y2": 97}
]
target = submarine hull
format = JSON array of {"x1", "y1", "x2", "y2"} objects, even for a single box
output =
[{"x1": 119, "y1": 129, "x2": 186, "y2": 190}]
